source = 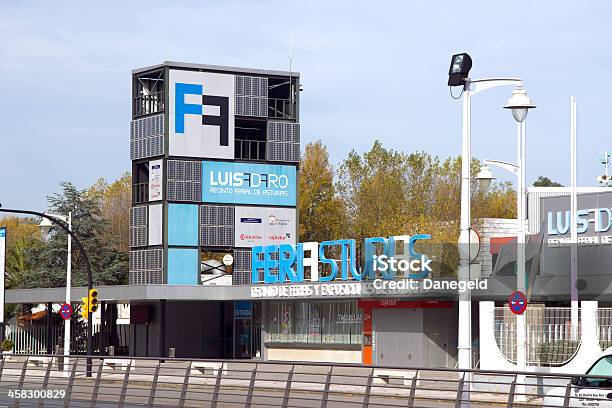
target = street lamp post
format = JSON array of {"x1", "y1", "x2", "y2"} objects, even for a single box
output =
[
  {"x1": 570, "y1": 97, "x2": 579, "y2": 341},
  {"x1": 449, "y1": 52, "x2": 530, "y2": 404},
  {"x1": 39, "y1": 212, "x2": 72, "y2": 371},
  {"x1": 456, "y1": 77, "x2": 524, "y2": 374},
  {"x1": 0, "y1": 205, "x2": 94, "y2": 376},
  {"x1": 476, "y1": 88, "x2": 535, "y2": 399},
  {"x1": 503, "y1": 88, "x2": 536, "y2": 380}
]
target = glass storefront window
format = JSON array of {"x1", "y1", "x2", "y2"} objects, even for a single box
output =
[
  {"x1": 295, "y1": 302, "x2": 309, "y2": 343},
  {"x1": 279, "y1": 302, "x2": 292, "y2": 342},
  {"x1": 308, "y1": 303, "x2": 321, "y2": 343},
  {"x1": 267, "y1": 300, "x2": 362, "y2": 345}
]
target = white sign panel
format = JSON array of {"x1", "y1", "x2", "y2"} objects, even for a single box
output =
[
  {"x1": 149, "y1": 159, "x2": 163, "y2": 201},
  {"x1": 169, "y1": 70, "x2": 235, "y2": 159},
  {"x1": 148, "y1": 203, "x2": 163, "y2": 246},
  {"x1": 0, "y1": 228, "x2": 5, "y2": 323},
  {"x1": 234, "y1": 206, "x2": 296, "y2": 248}
]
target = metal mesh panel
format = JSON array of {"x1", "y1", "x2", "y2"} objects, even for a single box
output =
[
  {"x1": 494, "y1": 306, "x2": 580, "y2": 366},
  {"x1": 130, "y1": 114, "x2": 164, "y2": 160},
  {"x1": 167, "y1": 160, "x2": 202, "y2": 202},
  {"x1": 267, "y1": 121, "x2": 300, "y2": 143},
  {"x1": 236, "y1": 96, "x2": 268, "y2": 117},
  {"x1": 597, "y1": 308, "x2": 612, "y2": 349},
  {"x1": 129, "y1": 270, "x2": 163, "y2": 285},
  {"x1": 130, "y1": 206, "x2": 147, "y2": 227},
  {"x1": 233, "y1": 250, "x2": 253, "y2": 285},
  {"x1": 236, "y1": 76, "x2": 244, "y2": 96},
  {"x1": 266, "y1": 141, "x2": 300, "y2": 163},
  {"x1": 146, "y1": 249, "x2": 163, "y2": 270},
  {"x1": 200, "y1": 205, "x2": 235, "y2": 247},
  {"x1": 236, "y1": 76, "x2": 268, "y2": 97},
  {"x1": 129, "y1": 248, "x2": 163, "y2": 284},
  {"x1": 130, "y1": 227, "x2": 147, "y2": 248},
  {"x1": 129, "y1": 206, "x2": 148, "y2": 247}
]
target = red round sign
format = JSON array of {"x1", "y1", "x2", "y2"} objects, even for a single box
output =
[
  {"x1": 59, "y1": 303, "x2": 72, "y2": 320},
  {"x1": 509, "y1": 291, "x2": 528, "y2": 315}
]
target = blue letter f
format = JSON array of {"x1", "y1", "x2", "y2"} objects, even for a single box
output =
[{"x1": 175, "y1": 83, "x2": 203, "y2": 133}]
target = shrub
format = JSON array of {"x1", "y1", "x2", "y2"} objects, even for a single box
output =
[
  {"x1": 538, "y1": 340, "x2": 579, "y2": 366},
  {"x1": 1, "y1": 339, "x2": 14, "y2": 352}
]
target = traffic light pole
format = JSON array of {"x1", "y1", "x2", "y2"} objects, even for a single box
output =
[{"x1": 0, "y1": 206, "x2": 94, "y2": 377}]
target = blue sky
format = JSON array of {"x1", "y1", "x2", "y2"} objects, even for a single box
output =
[{"x1": 1, "y1": 1, "x2": 611, "y2": 210}]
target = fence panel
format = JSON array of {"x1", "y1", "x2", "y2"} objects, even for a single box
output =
[
  {"x1": 4, "y1": 323, "x2": 131, "y2": 355},
  {"x1": 0, "y1": 354, "x2": 601, "y2": 407},
  {"x1": 494, "y1": 306, "x2": 581, "y2": 366}
]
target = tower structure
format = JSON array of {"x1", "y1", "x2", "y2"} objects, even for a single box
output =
[{"x1": 129, "y1": 62, "x2": 300, "y2": 286}]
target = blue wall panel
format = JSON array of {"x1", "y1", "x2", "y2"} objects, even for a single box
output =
[
  {"x1": 167, "y1": 248, "x2": 199, "y2": 284},
  {"x1": 168, "y1": 204, "x2": 199, "y2": 246}
]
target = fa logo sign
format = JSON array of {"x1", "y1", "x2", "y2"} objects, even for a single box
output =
[
  {"x1": 175, "y1": 83, "x2": 229, "y2": 146},
  {"x1": 169, "y1": 70, "x2": 235, "y2": 159}
]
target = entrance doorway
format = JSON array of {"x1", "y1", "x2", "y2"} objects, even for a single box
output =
[{"x1": 233, "y1": 301, "x2": 261, "y2": 359}]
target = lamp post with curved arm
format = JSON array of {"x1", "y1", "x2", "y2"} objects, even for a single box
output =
[
  {"x1": 0, "y1": 204, "x2": 93, "y2": 376},
  {"x1": 39, "y1": 212, "x2": 72, "y2": 372}
]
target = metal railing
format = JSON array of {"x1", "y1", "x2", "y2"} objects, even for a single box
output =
[
  {"x1": 132, "y1": 182, "x2": 149, "y2": 204},
  {"x1": 494, "y1": 306, "x2": 581, "y2": 366},
  {"x1": 0, "y1": 354, "x2": 609, "y2": 407},
  {"x1": 235, "y1": 139, "x2": 266, "y2": 161},
  {"x1": 133, "y1": 91, "x2": 165, "y2": 117},
  {"x1": 597, "y1": 307, "x2": 612, "y2": 350},
  {"x1": 268, "y1": 98, "x2": 296, "y2": 119},
  {"x1": 5, "y1": 323, "x2": 131, "y2": 355}
]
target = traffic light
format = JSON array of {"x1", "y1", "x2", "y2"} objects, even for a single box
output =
[
  {"x1": 88, "y1": 289, "x2": 99, "y2": 313},
  {"x1": 81, "y1": 297, "x2": 89, "y2": 320}
]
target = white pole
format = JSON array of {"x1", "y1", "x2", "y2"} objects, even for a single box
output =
[
  {"x1": 64, "y1": 212, "x2": 72, "y2": 370},
  {"x1": 570, "y1": 97, "x2": 579, "y2": 340},
  {"x1": 0, "y1": 227, "x2": 5, "y2": 343},
  {"x1": 516, "y1": 119, "x2": 527, "y2": 399},
  {"x1": 458, "y1": 85, "x2": 472, "y2": 373}
]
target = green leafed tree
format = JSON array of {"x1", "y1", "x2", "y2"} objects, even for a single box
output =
[
  {"x1": 533, "y1": 176, "x2": 563, "y2": 187},
  {"x1": 331, "y1": 141, "x2": 518, "y2": 277},
  {"x1": 19, "y1": 182, "x2": 128, "y2": 289},
  {"x1": 88, "y1": 172, "x2": 131, "y2": 254},
  {"x1": 336, "y1": 141, "x2": 412, "y2": 240},
  {"x1": 0, "y1": 216, "x2": 42, "y2": 289},
  {"x1": 298, "y1": 141, "x2": 346, "y2": 242}
]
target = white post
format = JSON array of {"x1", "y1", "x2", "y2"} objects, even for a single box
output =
[
  {"x1": 515, "y1": 119, "x2": 527, "y2": 399},
  {"x1": 457, "y1": 83, "x2": 472, "y2": 407},
  {"x1": 458, "y1": 85, "x2": 472, "y2": 371},
  {"x1": 0, "y1": 227, "x2": 5, "y2": 344},
  {"x1": 64, "y1": 212, "x2": 72, "y2": 370},
  {"x1": 570, "y1": 97, "x2": 579, "y2": 340},
  {"x1": 454, "y1": 79, "x2": 524, "y2": 399}
]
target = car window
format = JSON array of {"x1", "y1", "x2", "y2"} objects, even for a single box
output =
[{"x1": 585, "y1": 356, "x2": 612, "y2": 387}]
